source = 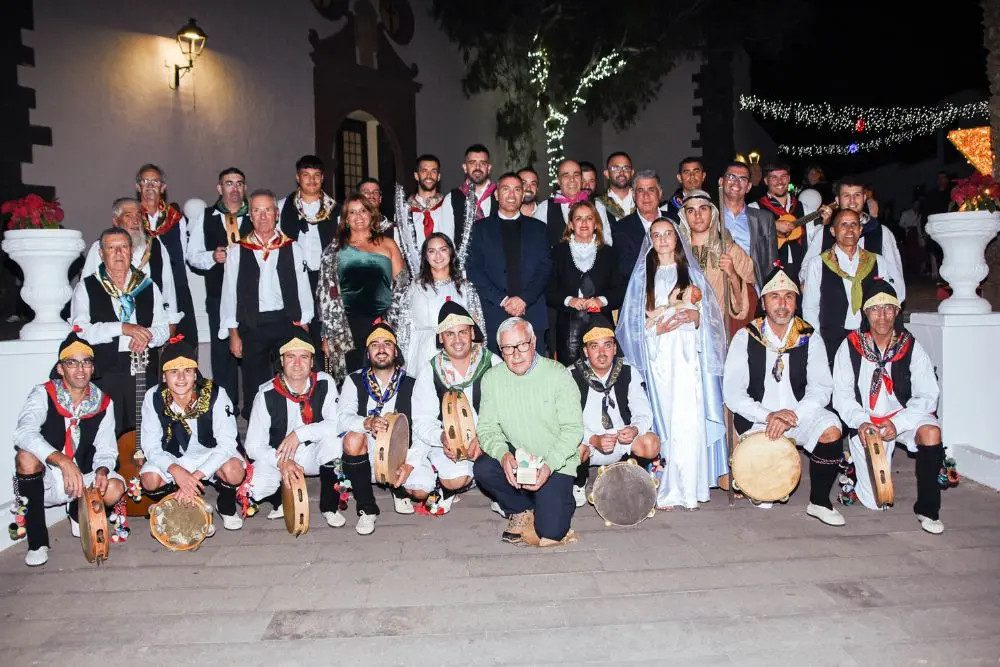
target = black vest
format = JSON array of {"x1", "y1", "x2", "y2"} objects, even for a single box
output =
[
  {"x1": 569, "y1": 364, "x2": 634, "y2": 427},
  {"x1": 83, "y1": 274, "x2": 155, "y2": 372},
  {"x1": 262, "y1": 377, "x2": 331, "y2": 449},
  {"x1": 432, "y1": 369, "x2": 484, "y2": 419},
  {"x1": 822, "y1": 218, "x2": 884, "y2": 255},
  {"x1": 847, "y1": 335, "x2": 915, "y2": 413},
  {"x1": 278, "y1": 194, "x2": 338, "y2": 255},
  {"x1": 151, "y1": 383, "x2": 220, "y2": 457},
  {"x1": 349, "y1": 371, "x2": 415, "y2": 448},
  {"x1": 235, "y1": 244, "x2": 302, "y2": 329},
  {"x1": 734, "y1": 324, "x2": 811, "y2": 434},
  {"x1": 147, "y1": 240, "x2": 165, "y2": 296},
  {"x1": 818, "y1": 255, "x2": 877, "y2": 332},
  {"x1": 38, "y1": 386, "x2": 107, "y2": 474},
  {"x1": 546, "y1": 198, "x2": 567, "y2": 247},
  {"x1": 201, "y1": 209, "x2": 252, "y2": 295}
]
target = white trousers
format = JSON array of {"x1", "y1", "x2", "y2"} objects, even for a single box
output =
[
  {"x1": 250, "y1": 438, "x2": 343, "y2": 501},
  {"x1": 401, "y1": 447, "x2": 475, "y2": 493},
  {"x1": 586, "y1": 442, "x2": 633, "y2": 467},
  {"x1": 742, "y1": 407, "x2": 841, "y2": 453},
  {"x1": 140, "y1": 451, "x2": 245, "y2": 484},
  {"x1": 43, "y1": 466, "x2": 125, "y2": 507},
  {"x1": 848, "y1": 415, "x2": 939, "y2": 511}
]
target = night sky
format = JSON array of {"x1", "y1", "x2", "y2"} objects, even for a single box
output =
[{"x1": 743, "y1": 0, "x2": 989, "y2": 174}]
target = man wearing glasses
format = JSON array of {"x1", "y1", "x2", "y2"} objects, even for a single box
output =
[
  {"x1": 599, "y1": 151, "x2": 635, "y2": 222},
  {"x1": 719, "y1": 161, "x2": 778, "y2": 291},
  {"x1": 449, "y1": 144, "x2": 496, "y2": 243},
  {"x1": 473, "y1": 317, "x2": 583, "y2": 547},
  {"x1": 664, "y1": 157, "x2": 707, "y2": 219},
  {"x1": 13, "y1": 329, "x2": 124, "y2": 566}
]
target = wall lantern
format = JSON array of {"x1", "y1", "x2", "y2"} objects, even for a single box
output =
[{"x1": 168, "y1": 18, "x2": 207, "y2": 90}]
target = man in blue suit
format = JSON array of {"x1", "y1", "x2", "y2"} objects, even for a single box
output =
[{"x1": 467, "y1": 172, "x2": 552, "y2": 355}]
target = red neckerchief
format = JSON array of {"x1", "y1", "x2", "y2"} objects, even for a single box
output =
[
  {"x1": 143, "y1": 201, "x2": 183, "y2": 238},
  {"x1": 552, "y1": 190, "x2": 589, "y2": 206},
  {"x1": 757, "y1": 194, "x2": 798, "y2": 218},
  {"x1": 239, "y1": 231, "x2": 293, "y2": 261},
  {"x1": 43, "y1": 381, "x2": 111, "y2": 458},
  {"x1": 459, "y1": 180, "x2": 497, "y2": 220},
  {"x1": 272, "y1": 372, "x2": 318, "y2": 424},
  {"x1": 847, "y1": 330, "x2": 914, "y2": 410},
  {"x1": 409, "y1": 196, "x2": 446, "y2": 238}
]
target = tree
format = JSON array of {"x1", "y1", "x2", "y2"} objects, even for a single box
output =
[{"x1": 431, "y1": 0, "x2": 810, "y2": 178}]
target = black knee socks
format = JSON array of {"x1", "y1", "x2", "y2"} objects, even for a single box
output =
[
  {"x1": 17, "y1": 472, "x2": 47, "y2": 551},
  {"x1": 319, "y1": 464, "x2": 337, "y2": 513},
  {"x1": 257, "y1": 490, "x2": 281, "y2": 510},
  {"x1": 809, "y1": 441, "x2": 843, "y2": 510},
  {"x1": 216, "y1": 481, "x2": 238, "y2": 517},
  {"x1": 67, "y1": 499, "x2": 79, "y2": 523},
  {"x1": 914, "y1": 445, "x2": 943, "y2": 521},
  {"x1": 343, "y1": 453, "x2": 379, "y2": 516},
  {"x1": 573, "y1": 462, "x2": 589, "y2": 488},
  {"x1": 145, "y1": 483, "x2": 177, "y2": 502},
  {"x1": 625, "y1": 454, "x2": 655, "y2": 470}
]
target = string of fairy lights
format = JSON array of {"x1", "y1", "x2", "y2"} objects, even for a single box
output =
[
  {"x1": 529, "y1": 40, "x2": 627, "y2": 183},
  {"x1": 739, "y1": 94, "x2": 990, "y2": 156}
]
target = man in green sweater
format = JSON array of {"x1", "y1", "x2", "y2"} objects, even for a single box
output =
[{"x1": 474, "y1": 316, "x2": 584, "y2": 546}]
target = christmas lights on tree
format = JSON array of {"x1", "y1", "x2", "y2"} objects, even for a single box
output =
[{"x1": 529, "y1": 40, "x2": 627, "y2": 184}]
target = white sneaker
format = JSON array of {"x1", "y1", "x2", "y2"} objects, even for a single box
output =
[
  {"x1": 25, "y1": 546, "x2": 49, "y2": 567},
  {"x1": 323, "y1": 510, "x2": 346, "y2": 528},
  {"x1": 221, "y1": 513, "x2": 243, "y2": 531},
  {"x1": 807, "y1": 503, "x2": 846, "y2": 526},
  {"x1": 436, "y1": 495, "x2": 455, "y2": 514},
  {"x1": 572, "y1": 485, "x2": 587, "y2": 508},
  {"x1": 70, "y1": 517, "x2": 80, "y2": 538},
  {"x1": 266, "y1": 505, "x2": 284, "y2": 520},
  {"x1": 206, "y1": 522, "x2": 216, "y2": 538},
  {"x1": 490, "y1": 501, "x2": 507, "y2": 518},
  {"x1": 755, "y1": 502, "x2": 774, "y2": 510},
  {"x1": 393, "y1": 496, "x2": 414, "y2": 515},
  {"x1": 917, "y1": 514, "x2": 944, "y2": 535},
  {"x1": 356, "y1": 511, "x2": 377, "y2": 535}
]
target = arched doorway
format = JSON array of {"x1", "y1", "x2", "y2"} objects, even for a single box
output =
[{"x1": 334, "y1": 110, "x2": 398, "y2": 213}]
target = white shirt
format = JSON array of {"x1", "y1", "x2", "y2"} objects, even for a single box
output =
[
  {"x1": 217, "y1": 233, "x2": 314, "y2": 338},
  {"x1": 336, "y1": 370, "x2": 438, "y2": 468},
  {"x1": 187, "y1": 207, "x2": 250, "y2": 271},
  {"x1": 573, "y1": 361, "x2": 654, "y2": 443},
  {"x1": 410, "y1": 193, "x2": 456, "y2": 246},
  {"x1": 801, "y1": 217, "x2": 906, "y2": 303},
  {"x1": 801, "y1": 246, "x2": 889, "y2": 331},
  {"x1": 636, "y1": 210, "x2": 658, "y2": 234},
  {"x1": 606, "y1": 189, "x2": 635, "y2": 218},
  {"x1": 144, "y1": 207, "x2": 189, "y2": 258},
  {"x1": 459, "y1": 182, "x2": 495, "y2": 220},
  {"x1": 723, "y1": 321, "x2": 833, "y2": 425},
  {"x1": 82, "y1": 240, "x2": 182, "y2": 325},
  {"x1": 414, "y1": 349, "x2": 503, "y2": 446},
  {"x1": 140, "y1": 384, "x2": 239, "y2": 478},
  {"x1": 14, "y1": 383, "x2": 117, "y2": 471},
  {"x1": 832, "y1": 335, "x2": 939, "y2": 433},
  {"x1": 535, "y1": 197, "x2": 613, "y2": 246},
  {"x1": 521, "y1": 201, "x2": 544, "y2": 222},
  {"x1": 244, "y1": 373, "x2": 340, "y2": 468},
  {"x1": 70, "y1": 277, "x2": 170, "y2": 352},
  {"x1": 276, "y1": 197, "x2": 326, "y2": 271}
]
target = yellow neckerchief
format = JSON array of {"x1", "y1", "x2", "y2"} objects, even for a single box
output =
[{"x1": 820, "y1": 246, "x2": 876, "y2": 314}]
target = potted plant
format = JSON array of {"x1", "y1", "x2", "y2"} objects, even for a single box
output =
[
  {"x1": 925, "y1": 173, "x2": 1000, "y2": 314},
  {"x1": 1, "y1": 193, "x2": 84, "y2": 339}
]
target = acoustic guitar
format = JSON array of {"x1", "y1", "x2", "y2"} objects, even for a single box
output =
[
  {"x1": 776, "y1": 203, "x2": 838, "y2": 248},
  {"x1": 117, "y1": 349, "x2": 154, "y2": 517}
]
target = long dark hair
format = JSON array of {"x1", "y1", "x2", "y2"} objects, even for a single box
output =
[
  {"x1": 645, "y1": 217, "x2": 691, "y2": 309},
  {"x1": 417, "y1": 232, "x2": 464, "y2": 294},
  {"x1": 335, "y1": 194, "x2": 382, "y2": 248}
]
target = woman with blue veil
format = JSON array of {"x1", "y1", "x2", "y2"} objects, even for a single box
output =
[{"x1": 615, "y1": 217, "x2": 729, "y2": 509}]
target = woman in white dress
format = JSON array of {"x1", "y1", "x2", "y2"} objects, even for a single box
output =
[
  {"x1": 617, "y1": 218, "x2": 730, "y2": 509},
  {"x1": 397, "y1": 232, "x2": 484, "y2": 377}
]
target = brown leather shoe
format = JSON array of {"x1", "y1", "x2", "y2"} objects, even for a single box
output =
[
  {"x1": 501, "y1": 509, "x2": 534, "y2": 544},
  {"x1": 538, "y1": 529, "x2": 579, "y2": 547}
]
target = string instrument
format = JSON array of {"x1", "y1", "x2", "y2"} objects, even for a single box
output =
[
  {"x1": 117, "y1": 349, "x2": 154, "y2": 517},
  {"x1": 776, "y1": 203, "x2": 838, "y2": 248}
]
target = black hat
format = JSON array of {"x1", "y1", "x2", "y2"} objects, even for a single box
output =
[
  {"x1": 435, "y1": 300, "x2": 484, "y2": 349},
  {"x1": 50, "y1": 326, "x2": 98, "y2": 380},
  {"x1": 581, "y1": 314, "x2": 617, "y2": 346},
  {"x1": 860, "y1": 277, "x2": 902, "y2": 332},
  {"x1": 160, "y1": 334, "x2": 202, "y2": 378}
]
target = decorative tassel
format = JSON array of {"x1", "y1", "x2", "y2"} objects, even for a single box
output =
[
  {"x1": 938, "y1": 456, "x2": 960, "y2": 489},
  {"x1": 836, "y1": 453, "x2": 859, "y2": 506},
  {"x1": 455, "y1": 191, "x2": 476, "y2": 273},
  {"x1": 127, "y1": 475, "x2": 143, "y2": 502},
  {"x1": 109, "y1": 496, "x2": 130, "y2": 543},
  {"x1": 332, "y1": 459, "x2": 352, "y2": 511},
  {"x1": 8, "y1": 477, "x2": 27, "y2": 541},
  {"x1": 237, "y1": 462, "x2": 258, "y2": 518}
]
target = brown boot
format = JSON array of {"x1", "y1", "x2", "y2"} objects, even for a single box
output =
[
  {"x1": 501, "y1": 509, "x2": 534, "y2": 544},
  {"x1": 538, "y1": 529, "x2": 579, "y2": 548}
]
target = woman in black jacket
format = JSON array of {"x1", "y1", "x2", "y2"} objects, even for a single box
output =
[{"x1": 546, "y1": 200, "x2": 624, "y2": 365}]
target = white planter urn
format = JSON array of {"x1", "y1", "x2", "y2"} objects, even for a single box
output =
[
  {"x1": 2, "y1": 228, "x2": 85, "y2": 340},
  {"x1": 926, "y1": 210, "x2": 1000, "y2": 314}
]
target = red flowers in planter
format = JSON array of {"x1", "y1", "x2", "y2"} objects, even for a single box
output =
[
  {"x1": 1, "y1": 193, "x2": 65, "y2": 230},
  {"x1": 949, "y1": 173, "x2": 1000, "y2": 213}
]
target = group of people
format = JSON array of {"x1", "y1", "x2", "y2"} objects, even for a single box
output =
[{"x1": 11, "y1": 148, "x2": 950, "y2": 566}]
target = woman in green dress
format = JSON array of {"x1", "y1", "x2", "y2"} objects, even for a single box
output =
[{"x1": 318, "y1": 194, "x2": 408, "y2": 381}]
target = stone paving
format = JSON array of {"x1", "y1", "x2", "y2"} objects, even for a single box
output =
[{"x1": 1, "y1": 451, "x2": 998, "y2": 666}]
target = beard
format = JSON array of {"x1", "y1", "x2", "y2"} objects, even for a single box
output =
[
  {"x1": 371, "y1": 356, "x2": 395, "y2": 370},
  {"x1": 521, "y1": 191, "x2": 536, "y2": 204}
]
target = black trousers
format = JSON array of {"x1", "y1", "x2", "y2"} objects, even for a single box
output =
[
  {"x1": 206, "y1": 294, "x2": 240, "y2": 411},
  {"x1": 346, "y1": 312, "x2": 383, "y2": 375},
  {"x1": 473, "y1": 453, "x2": 575, "y2": 541},
  {"x1": 820, "y1": 326, "x2": 851, "y2": 369},
  {"x1": 239, "y1": 312, "x2": 297, "y2": 419},
  {"x1": 174, "y1": 282, "x2": 198, "y2": 346},
  {"x1": 96, "y1": 349, "x2": 160, "y2": 437}
]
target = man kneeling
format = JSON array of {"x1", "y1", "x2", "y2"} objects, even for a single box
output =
[
  {"x1": 140, "y1": 337, "x2": 246, "y2": 531},
  {"x1": 13, "y1": 330, "x2": 125, "y2": 566},
  {"x1": 723, "y1": 264, "x2": 845, "y2": 525},
  {"x1": 475, "y1": 317, "x2": 583, "y2": 546},
  {"x1": 568, "y1": 317, "x2": 659, "y2": 507},
  {"x1": 245, "y1": 334, "x2": 345, "y2": 528}
]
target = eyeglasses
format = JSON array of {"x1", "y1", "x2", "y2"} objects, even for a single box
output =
[
  {"x1": 723, "y1": 173, "x2": 750, "y2": 184},
  {"x1": 866, "y1": 305, "x2": 899, "y2": 316},
  {"x1": 499, "y1": 340, "x2": 532, "y2": 356},
  {"x1": 139, "y1": 178, "x2": 162, "y2": 186},
  {"x1": 222, "y1": 180, "x2": 245, "y2": 188},
  {"x1": 608, "y1": 165, "x2": 632, "y2": 173},
  {"x1": 362, "y1": 190, "x2": 382, "y2": 197},
  {"x1": 61, "y1": 358, "x2": 95, "y2": 370}
]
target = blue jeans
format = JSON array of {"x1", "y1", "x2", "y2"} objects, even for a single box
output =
[{"x1": 474, "y1": 453, "x2": 575, "y2": 540}]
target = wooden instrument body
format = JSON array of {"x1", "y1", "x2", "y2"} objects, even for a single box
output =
[
  {"x1": 79, "y1": 486, "x2": 109, "y2": 564},
  {"x1": 588, "y1": 459, "x2": 658, "y2": 527},
  {"x1": 776, "y1": 203, "x2": 837, "y2": 246},
  {"x1": 373, "y1": 412, "x2": 409, "y2": 485},
  {"x1": 441, "y1": 390, "x2": 475, "y2": 461},
  {"x1": 281, "y1": 474, "x2": 310, "y2": 536},
  {"x1": 862, "y1": 426, "x2": 895, "y2": 508},
  {"x1": 117, "y1": 349, "x2": 153, "y2": 517},
  {"x1": 149, "y1": 493, "x2": 212, "y2": 551},
  {"x1": 730, "y1": 432, "x2": 801, "y2": 503}
]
